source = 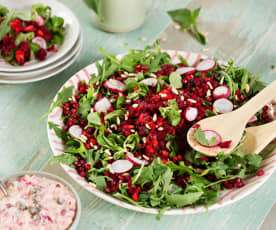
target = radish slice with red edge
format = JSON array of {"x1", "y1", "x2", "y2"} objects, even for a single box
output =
[
  {"x1": 111, "y1": 160, "x2": 133, "y2": 174},
  {"x1": 176, "y1": 67, "x2": 196, "y2": 75},
  {"x1": 213, "y1": 98, "x2": 233, "y2": 114},
  {"x1": 34, "y1": 15, "x2": 44, "y2": 26},
  {"x1": 139, "y1": 78, "x2": 157, "y2": 87},
  {"x1": 94, "y1": 97, "x2": 111, "y2": 113},
  {"x1": 32, "y1": 36, "x2": 47, "y2": 49},
  {"x1": 104, "y1": 79, "x2": 125, "y2": 93},
  {"x1": 213, "y1": 85, "x2": 231, "y2": 99},
  {"x1": 184, "y1": 107, "x2": 198, "y2": 122},
  {"x1": 126, "y1": 152, "x2": 148, "y2": 166},
  {"x1": 201, "y1": 130, "x2": 222, "y2": 147},
  {"x1": 196, "y1": 58, "x2": 216, "y2": 72},
  {"x1": 68, "y1": 125, "x2": 82, "y2": 139},
  {"x1": 247, "y1": 115, "x2": 257, "y2": 124}
]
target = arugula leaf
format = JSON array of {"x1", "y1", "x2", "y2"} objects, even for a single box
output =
[
  {"x1": 166, "y1": 192, "x2": 203, "y2": 208},
  {"x1": 169, "y1": 72, "x2": 182, "y2": 89},
  {"x1": 87, "y1": 112, "x2": 102, "y2": 126},
  {"x1": 125, "y1": 78, "x2": 139, "y2": 91},
  {"x1": 42, "y1": 86, "x2": 74, "y2": 119},
  {"x1": 167, "y1": 8, "x2": 207, "y2": 45},
  {"x1": 116, "y1": 96, "x2": 125, "y2": 109},
  {"x1": 104, "y1": 110, "x2": 124, "y2": 121},
  {"x1": 51, "y1": 153, "x2": 77, "y2": 167},
  {"x1": 159, "y1": 99, "x2": 181, "y2": 126},
  {"x1": 48, "y1": 122, "x2": 69, "y2": 142},
  {"x1": 78, "y1": 100, "x2": 91, "y2": 118}
]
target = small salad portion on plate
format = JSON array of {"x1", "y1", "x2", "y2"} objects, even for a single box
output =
[
  {"x1": 0, "y1": 4, "x2": 65, "y2": 66},
  {"x1": 47, "y1": 43, "x2": 276, "y2": 217}
]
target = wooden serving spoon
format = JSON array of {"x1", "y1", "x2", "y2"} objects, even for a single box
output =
[
  {"x1": 240, "y1": 119, "x2": 276, "y2": 155},
  {"x1": 187, "y1": 80, "x2": 276, "y2": 156}
]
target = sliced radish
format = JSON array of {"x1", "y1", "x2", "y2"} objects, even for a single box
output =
[
  {"x1": 213, "y1": 85, "x2": 231, "y2": 99},
  {"x1": 32, "y1": 36, "x2": 47, "y2": 49},
  {"x1": 175, "y1": 67, "x2": 196, "y2": 75},
  {"x1": 196, "y1": 58, "x2": 216, "y2": 72},
  {"x1": 201, "y1": 130, "x2": 222, "y2": 147},
  {"x1": 111, "y1": 160, "x2": 133, "y2": 174},
  {"x1": 104, "y1": 79, "x2": 125, "y2": 93},
  {"x1": 213, "y1": 98, "x2": 233, "y2": 114},
  {"x1": 247, "y1": 115, "x2": 257, "y2": 124},
  {"x1": 139, "y1": 78, "x2": 157, "y2": 87},
  {"x1": 34, "y1": 15, "x2": 44, "y2": 26},
  {"x1": 94, "y1": 97, "x2": 111, "y2": 113},
  {"x1": 184, "y1": 107, "x2": 198, "y2": 122},
  {"x1": 126, "y1": 152, "x2": 148, "y2": 166},
  {"x1": 68, "y1": 125, "x2": 82, "y2": 139}
]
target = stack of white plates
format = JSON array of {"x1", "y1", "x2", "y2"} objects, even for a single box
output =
[{"x1": 0, "y1": 0, "x2": 82, "y2": 84}]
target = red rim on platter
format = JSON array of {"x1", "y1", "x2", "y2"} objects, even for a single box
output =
[{"x1": 47, "y1": 50, "x2": 276, "y2": 215}]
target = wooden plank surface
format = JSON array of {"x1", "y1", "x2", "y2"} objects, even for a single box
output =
[{"x1": 0, "y1": 0, "x2": 276, "y2": 229}]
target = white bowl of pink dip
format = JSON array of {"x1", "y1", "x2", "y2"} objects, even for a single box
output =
[{"x1": 0, "y1": 171, "x2": 81, "y2": 230}]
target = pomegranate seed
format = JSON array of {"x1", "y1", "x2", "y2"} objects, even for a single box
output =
[
  {"x1": 257, "y1": 170, "x2": 264, "y2": 176},
  {"x1": 236, "y1": 182, "x2": 244, "y2": 188},
  {"x1": 200, "y1": 156, "x2": 208, "y2": 162},
  {"x1": 79, "y1": 171, "x2": 86, "y2": 177},
  {"x1": 105, "y1": 187, "x2": 111, "y2": 193},
  {"x1": 84, "y1": 163, "x2": 91, "y2": 170}
]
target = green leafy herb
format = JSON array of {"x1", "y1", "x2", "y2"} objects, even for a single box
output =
[
  {"x1": 169, "y1": 72, "x2": 182, "y2": 88},
  {"x1": 51, "y1": 153, "x2": 77, "y2": 167},
  {"x1": 48, "y1": 122, "x2": 69, "y2": 142},
  {"x1": 0, "y1": 5, "x2": 9, "y2": 17},
  {"x1": 194, "y1": 127, "x2": 209, "y2": 146},
  {"x1": 42, "y1": 86, "x2": 74, "y2": 119},
  {"x1": 159, "y1": 99, "x2": 181, "y2": 126},
  {"x1": 15, "y1": 32, "x2": 35, "y2": 46},
  {"x1": 167, "y1": 8, "x2": 206, "y2": 45},
  {"x1": 83, "y1": 0, "x2": 103, "y2": 21},
  {"x1": 0, "y1": 10, "x2": 15, "y2": 41},
  {"x1": 87, "y1": 112, "x2": 102, "y2": 126}
]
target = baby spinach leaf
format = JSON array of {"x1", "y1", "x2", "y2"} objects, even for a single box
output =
[{"x1": 88, "y1": 174, "x2": 106, "y2": 191}]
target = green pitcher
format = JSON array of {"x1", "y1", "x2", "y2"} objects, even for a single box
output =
[{"x1": 83, "y1": 0, "x2": 147, "y2": 32}]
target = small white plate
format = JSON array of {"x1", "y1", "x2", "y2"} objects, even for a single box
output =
[
  {"x1": 0, "y1": 0, "x2": 80, "y2": 72},
  {"x1": 0, "y1": 36, "x2": 82, "y2": 84},
  {"x1": 0, "y1": 32, "x2": 82, "y2": 78}
]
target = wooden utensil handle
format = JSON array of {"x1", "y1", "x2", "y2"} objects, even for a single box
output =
[{"x1": 237, "y1": 80, "x2": 276, "y2": 122}]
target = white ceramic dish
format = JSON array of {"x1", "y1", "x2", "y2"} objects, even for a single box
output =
[
  {"x1": 0, "y1": 34, "x2": 82, "y2": 84},
  {"x1": 0, "y1": 32, "x2": 82, "y2": 78},
  {"x1": 47, "y1": 50, "x2": 276, "y2": 215},
  {"x1": 0, "y1": 0, "x2": 80, "y2": 72},
  {"x1": 0, "y1": 171, "x2": 81, "y2": 230}
]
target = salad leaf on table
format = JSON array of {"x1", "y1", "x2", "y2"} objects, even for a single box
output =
[{"x1": 167, "y1": 7, "x2": 207, "y2": 45}]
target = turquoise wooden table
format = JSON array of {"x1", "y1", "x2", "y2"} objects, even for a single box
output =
[{"x1": 0, "y1": 0, "x2": 276, "y2": 229}]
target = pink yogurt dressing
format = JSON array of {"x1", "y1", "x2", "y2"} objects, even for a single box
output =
[{"x1": 0, "y1": 175, "x2": 76, "y2": 230}]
